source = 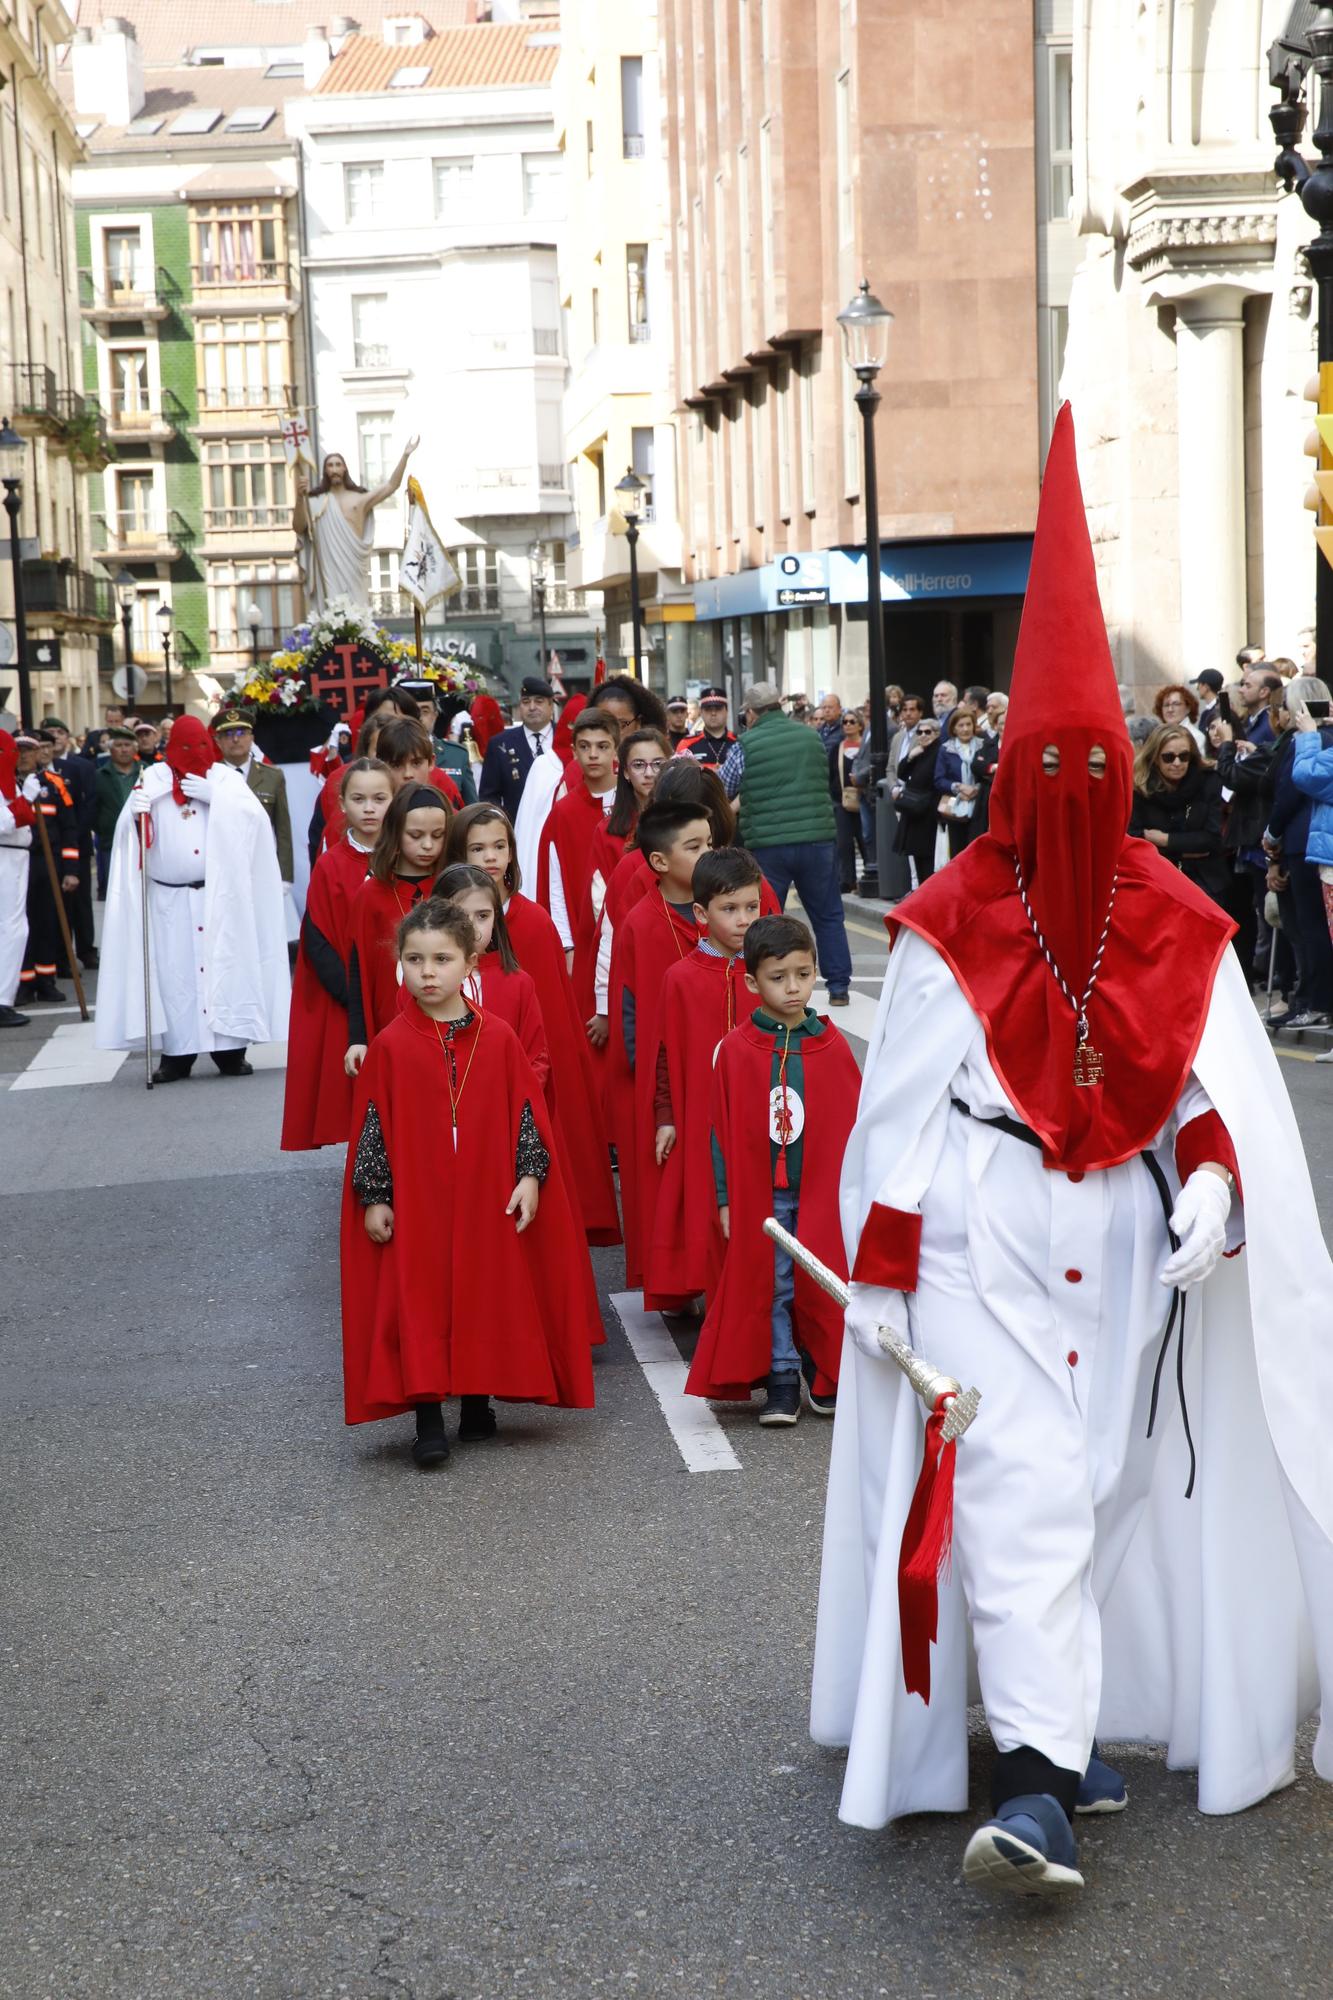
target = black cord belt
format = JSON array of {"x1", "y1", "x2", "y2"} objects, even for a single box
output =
[
  {"x1": 150, "y1": 879, "x2": 205, "y2": 890},
  {"x1": 949, "y1": 1096, "x2": 1196, "y2": 1497}
]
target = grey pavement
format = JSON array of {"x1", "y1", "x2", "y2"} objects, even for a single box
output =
[{"x1": 2, "y1": 926, "x2": 1331, "y2": 2000}]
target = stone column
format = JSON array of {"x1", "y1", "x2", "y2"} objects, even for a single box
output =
[{"x1": 1173, "y1": 288, "x2": 1248, "y2": 677}]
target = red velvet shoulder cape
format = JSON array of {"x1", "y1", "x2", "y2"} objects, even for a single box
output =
[
  {"x1": 889, "y1": 832, "x2": 1236, "y2": 1171},
  {"x1": 350, "y1": 875, "x2": 430, "y2": 1044},
  {"x1": 340, "y1": 1005, "x2": 597, "y2": 1422},
  {"x1": 281, "y1": 836, "x2": 368, "y2": 1150},
  {"x1": 686, "y1": 1020, "x2": 861, "y2": 1401},
  {"x1": 504, "y1": 892, "x2": 620, "y2": 1244},
  {"x1": 606, "y1": 888, "x2": 704, "y2": 1297},
  {"x1": 647, "y1": 951, "x2": 759, "y2": 1298},
  {"x1": 605, "y1": 849, "x2": 781, "y2": 933}
]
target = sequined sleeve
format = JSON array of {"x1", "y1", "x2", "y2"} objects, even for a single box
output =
[
  {"x1": 515, "y1": 1099, "x2": 549, "y2": 1185},
  {"x1": 351, "y1": 1100, "x2": 393, "y2": 1207}
]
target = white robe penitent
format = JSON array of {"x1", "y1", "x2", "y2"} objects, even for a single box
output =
[
  {"x1": 812, "y1": 926, "x2": 1333, "y2": 1824},
  {"x1": 95, "y1": 763, "x2": 290, "y2": 1056},
  {"x1": 0, "y1": 797, "x2": 32, "y2": 1006}
]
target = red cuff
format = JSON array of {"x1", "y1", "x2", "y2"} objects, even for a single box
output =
[
  {"x1": 1175, "y1": 1110, "x2": 1242, "y2": 1203},
  {"x1": 851, "y1": 1202, "x2": 922, "y2": 1292}
]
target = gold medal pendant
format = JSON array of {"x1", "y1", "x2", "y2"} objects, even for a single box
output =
[{"x1": 1073, "y1": 1036, "x2": 1104, "y2": 1087}]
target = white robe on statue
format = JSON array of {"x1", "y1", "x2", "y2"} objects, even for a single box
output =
[
  {"x1": 301, "y1": 492, "x2": 374, "y2": 616},
  {"x1": 95, "y1": 763, "x2": 290, "y2": 1055},
  {"x1": 812, "y1": 927, "x2": 1333, "y2": 1824}
]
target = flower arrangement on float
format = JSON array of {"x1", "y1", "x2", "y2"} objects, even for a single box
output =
[{"x1": 222, "y1": 595, "x2": 485, "y2": 713}]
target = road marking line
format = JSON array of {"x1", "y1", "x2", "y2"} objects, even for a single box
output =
[
  {"x1": 843, "y1": 913, "x2": 892, "y2": 944},
  {"x1": 9, "y1": 1022, "x2": 127, "y2": 1090},
  {"x1": 609, "y1": 1291, "x2": 741, "y2": 1474},
  {"x1": 814, "y1": 983, "x2": 880, "y2": 1042}
]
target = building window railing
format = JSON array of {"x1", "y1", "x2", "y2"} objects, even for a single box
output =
[
  {"x1": 197, "y1": 385, "x2": 291, "y2": 413},
  {"x1": 353, "y1": 343, "x2": 393, "y2": 369},
  {"x1": 190, "y1": 260, "x2": 294, "y2": 292},
  {"x1": 208, "y1": 626, "x2": 287, "y2": 655},
  {"x1": 545, "y1": 584, "x2": 587, "y2": 613},
  {"x1": 538, "y1": 463, "x2": 568, "y2": 489},
  {"x1": 21, "y1": 560, "x2": 114, "y2": 622},
  {"x1": 623, "y1": 134, "x2": 645, "y2": 158},
  {"x1": 107, "y1": 387, "x2": 187, "y2": 431},
  {"x1": 79, "y1": 265, "x2": 178, "y2": 313},
  {"x1": 203, "y1": 504, "x2": 289, "y2": 534},
  {"x1": 93, "y1": 509, "x2": 193, "y2": 552},
  {"x1": 9, "y1": 362, "x2": 59, "y2": 420},
  {"x1": 474, "y1": 466, "x2": 530, "y2": 489},
  {"x1": 628, "y1": 321, "x2": 652, "y2": 343},
  {"x1": 534, "y1": 328, "x2": 561, "y2": 355},
  {"x1": 453, "y1": 584, "x2": 502, "y2": 614}
]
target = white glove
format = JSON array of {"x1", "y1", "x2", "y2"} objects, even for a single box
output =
[
  {"x1": 20, "y1": 773, "x2": 40, "y2": 802},
  {"x1": 1159, "y1": 1169, "x2": 1231, "y2": 1290},
  {"x1": 845, "y1": 1280, "x2": 911, "y2": 1363},
  {"x1": 180, "y1": 772, "x2": 213, "y2": 803},
  {"x1": 128, "y1": 788, "x2": 153, "y2": 817}
]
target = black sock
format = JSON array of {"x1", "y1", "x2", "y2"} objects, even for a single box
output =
[{"x1": 990, "y1": 1745, "x2": 1080, "y2": 1820}]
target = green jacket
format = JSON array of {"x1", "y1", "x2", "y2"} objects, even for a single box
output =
[
  {"x1": 737, "y1": 707, "x2": 837, "y2": 848},
  {"x1": 93, "y1": 763, "x2": 137, "y2": 845},
  {"x1": 245, "y1": 759, "x2": 294, "y2": 883},
  {"x1": 434, "y1": 739, "x2": 477, "y2": 806}
]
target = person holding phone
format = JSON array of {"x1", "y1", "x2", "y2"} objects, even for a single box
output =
[
  {"x1": 1288, "y1": 680, "x2": 1333, "y2": 1057},
  {"x1": 1263, "y1": 676, "x2": 1333, "y2": 1029}
]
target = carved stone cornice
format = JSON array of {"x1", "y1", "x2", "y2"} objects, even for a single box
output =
[
  {"x1": 1121, "y1": 170, "x2": 1278, "y2": 286},
  {"x1": 1127, "y1": 209, "x2": 1277, "y2": 278}
]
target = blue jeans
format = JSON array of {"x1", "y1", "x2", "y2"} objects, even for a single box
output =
[
  {"x1": 769, "y1": 1186, "x2": 801, "y2": 1378},
  {"x1": 752, "y1": 839, "x2": 854, "y2": 997}
]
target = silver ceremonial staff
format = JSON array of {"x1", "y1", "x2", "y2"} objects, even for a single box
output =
[{"x1": 763, "y1": 1217, "x2": 982, "y2": 1444}]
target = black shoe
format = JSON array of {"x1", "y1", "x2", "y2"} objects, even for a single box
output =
[
  {"x1": 32, "y1": 980, "x2": 66, "y2": 1002},
  {"x1": 458, "y1": 1395, "x2": 497, "y2": 1442},
  {"x1": 800, "y1": 1350, "x2": 837, "y2": 1416},
  {"x1": 210, "y1": 1052, "x2": 254, "y2": 1076},
  {"x1": 79, "y1": 949, "x2": 99, "y2": 970},
  {"x1": 759, "y1": 1374, "x2": 802, "y2": 1426},
  {"x1": 1282, "y1": 1010, "x2": 1331, "y2": 1030},
  {"x1": 0, "y1": 1004, "x2": 29, "y2": 1028},
  {"x1": 153, "y1": 1054, "x2": 196, "y2": 1083},
  {"x1": 412, "y1": 1402, "x2": 450, "y2": 1468},
  {"x1": 827, "y1": 992, "x2": 851, "y2": 1008}
]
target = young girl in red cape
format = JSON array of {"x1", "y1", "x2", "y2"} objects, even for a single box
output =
[
  {"x1": 647, "y1": 847, "x2": 766, "y2": 1302},
  {"x1": 446, "y1": 804, "x2": 621, "y2": 1246},
  {"x1": 281, "y1": 757, "x2": 393, "y2": 1150},
  {"x1": 346, "y1": 785, "x2": 451, "y2": 1072},
  {"x1": 686, "y1": 915, "x2": 859, "y2": 1420},
  {"x1": 606, "y1": 799, "x2": 712, "y2": 1302},
  {"x1": 341, "y1": 899, "x2": 596, "y2": 1466}
]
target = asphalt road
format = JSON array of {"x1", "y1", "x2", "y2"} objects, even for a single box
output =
[{"x1": 2, "y1": 915, "x2": 1330, "y2": 2000}]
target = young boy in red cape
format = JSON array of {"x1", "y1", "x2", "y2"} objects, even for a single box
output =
[
  {"x1": 282, "y1": 757, "x2": 393, "y2": 1150},
  {"x1": 536, "y1": 708, "x2": 620, "y2": 996},
  {"x1": 647, "y1": 847, "x2": 766, "y2": 1302},
  {"x1": 605, "y1": 800, "x2": 712, "y2": 1301},
  {"x1": 346, "y1": 786, "x2": 451, "y2": 1068},
  {"x1": 686, "y1": 915, "x2": 859, "y2": 1423},
  {"x1": 341, "y1": 899, "x2": 597, "y2": 1467},
  {"x1": 447, "y1": 804, "x2": 621, "y2": 1245}
]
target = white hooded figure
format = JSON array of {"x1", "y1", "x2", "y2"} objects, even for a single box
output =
[
  {"x1": 95, "y1": 716, "x2": 289, "y2": 1079},
  {"x1": 811, "y1": 408, "x2": 1333, "y2": 1899}
]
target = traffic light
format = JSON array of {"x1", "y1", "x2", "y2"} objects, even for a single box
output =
[{"x1": 1305, "y1": 366, "x2": 1333, "y2": 567}]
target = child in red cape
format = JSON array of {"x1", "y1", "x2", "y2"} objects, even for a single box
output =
[
  {"x1": 536, "y1": 708, "x2": 621, "y2": 1014},
  {"x1": 282, "y1": 756, "x2": 393, "y2": 1150},
  {"x1": 341, "y1": 899, "x2": 596, "y2": 1466},
  {"x1": 449, "y1": 804, "x2": 620, "y2": 1245},
  {"x1": 606, "y1": 799, "x2": 712, "y2": 1300},
  {"x1": 648, "y1": 847, "x2": 765, "y2": 1300},
  {"x1": 346, "y1": 784, "x2": 451, "y2": 1071},
  {"x1": 686, "y1": 915, "x2": 859, "y2": 1424}
]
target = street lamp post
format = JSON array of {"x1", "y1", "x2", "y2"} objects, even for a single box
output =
[
  {"x1": 529, "y1": 541, "x2": 548, "y2": 676},
  {"x1": 115, "y1": 567, "x2": 136, "y2": 680},
  {"x1": 1270, "y1": 5, "x2": 1333, "y2": 672},
  {"x1": 837, "y1": 279, "x2": 895, "y2": 900},
  {"x1": 615, "y1": 467, "x2": 646, "y2": 677},
  {"x1": 0, "y1": 417, "x2": 32, "y2": 730},
  {"x1": 245, "y1": 599, "x2": 263, "y2": 672},
  {"x1": 156, "y1": 600, "x2": 174, "y2": 714}
]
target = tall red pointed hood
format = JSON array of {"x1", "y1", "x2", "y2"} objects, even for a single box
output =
[
  {"x1": 0, "y1": 729, "x2": 17, "y2": 803},
  {"x1": 164, "y1": 714, "x2": 220, "y2": 805},
  {"x1": 886, "y1": 404, "x2": 1234, "y2": 1172}
]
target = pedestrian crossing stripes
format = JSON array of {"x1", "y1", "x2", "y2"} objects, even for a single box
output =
[
  {"x1": 5, "y1": 1019, "x2": 289, "y2": 1091},
  {"x1": 609, "y1": 1291, "x2": 742, "y2": 1474}
]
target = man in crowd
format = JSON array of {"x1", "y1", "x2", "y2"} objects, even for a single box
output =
[
  {"x1": 133, "y1": 719, "x2": 162, "y2": 767},
  {"x1": 93, "y1": 725, "x2": 141, "y2": 893},
  {"x1": 720, "y1": 680, "x2": 853, "y2": 1005},
  {"x1": 665, "y1": 695, "x2": 692, "y2": 751},
  {"x1": 982, "y1": 691, "x2": 1009, "y2": 741},
  {"x1": 478, "y1": 675, "x2": 556, "y2": 819},
  {"x1": 816, "y1": 693, "x2": 845, "y2": 755},
  {"x1": 1193, "y1": 667, "x2": 1225, "y2": 736},
  {"x1": 212, "y1": 708, "x2": 294, "y2": 888},
  {"x1": 890, "y1": 693, "x2": 925, "y2": 770},
  {"x1": 13, "y1": 732, "x2": 79, "y2": 1004},
  {"x1": 43, "y1": 718, "x2": 99, "y2": 968},
  {"x1": 678, "y1": 686, "x2": 737, "y2": 765},
  {"x1": 95, "y1": 716, "x2": 289, "y2": 1083},
  {"x1": 932, "y1": 679, "x2": 958, "y2": 719},
  {"x1": 84, "y1": 704, "x2": 125, "y2": 763}
]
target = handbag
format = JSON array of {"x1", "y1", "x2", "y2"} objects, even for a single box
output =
[{"x1": 841, "y1": 783, "x2": 861, "y2": 812}]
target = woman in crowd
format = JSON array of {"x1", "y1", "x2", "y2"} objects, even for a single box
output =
[
  {"x1": 834, "y1": 709, "x2": 872, "y2": 891},
  {"x1": 1129, "y1": 723, "x2": 1229, "y2": 907},
  {"x1": 934, "y1": 707, "x2": 986, "y2": 859},
  {"x1": 1264, "y1": 676, "x2": 1333, "y2": 1029},
  {"x1": 890, "y1": 714, "x2": 942, "y2": 889},
  {"x1": 1289, "y1": 683, "x2": 1333, "y2": 1061},
  {"x1": 1152, "y1": 681, "x2": 1205, "y2": 749}
]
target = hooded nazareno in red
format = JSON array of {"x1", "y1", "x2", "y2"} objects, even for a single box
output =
[
  {"x1": 164, "y1": 714, "x2": 221, "y2": 807},
  {"x1": 887, "y1": 404, "x2": 1234, "y2": 1173}
]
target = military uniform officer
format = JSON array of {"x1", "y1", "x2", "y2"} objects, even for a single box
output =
[
  {"x1": 13, "y1": 732, "x2": 80, "y2": 1002},
  {"x1": 211, "y1": 708, "x2": 294, "y2": 886},
  {"x1": 477, "y1": 676, "x2": 556, "y2": 821},
  {"x1": 42, "y1": 718, "x2": 99, "y2": 967}
]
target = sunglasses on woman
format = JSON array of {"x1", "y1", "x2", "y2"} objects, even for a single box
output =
[{"x1": 1159, "y1": 750, "x2": 1191, "y2": 764}]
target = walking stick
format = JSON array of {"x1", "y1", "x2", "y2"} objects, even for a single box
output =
[
  {"x1": 1264, "y1": 916, "x2": 1278, "y2": 1027},
  {"x1": 137, "y1": 814, "x2": 154, "y2": 1088},
  {"x1": 32, "y1": 805, "x2": 89, "y2": 1022}
]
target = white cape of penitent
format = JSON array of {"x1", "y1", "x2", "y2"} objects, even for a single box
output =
[
  {"x1": 94, "y1": 762, "x2": 291, "y2": 1051},
  {"x1": 514, "y1": 746, "x2": 565, "y2": 894},
  {"x1": 811, "y1": 933, "x2": 1333, "y2": 1825}
]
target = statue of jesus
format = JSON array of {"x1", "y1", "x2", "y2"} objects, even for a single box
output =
[{"x1": 293, "y1": 438, "x2": 419, "y2": 618}]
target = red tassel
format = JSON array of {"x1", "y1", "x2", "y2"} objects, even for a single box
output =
[
  {"x1": 898, "y1": 1398, "x2": 958, "y2": 1702},
  {"x1": 774, "y1": 1145, "x2": 789, "y2": 1190}
]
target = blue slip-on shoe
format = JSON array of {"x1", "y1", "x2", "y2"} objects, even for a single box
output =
[
  {"x1": 1076, "y1": 1745, "x2": 1128, "y2": 1815},
  {"x1": 962, "y1": 1792, "x2": 1084, "y2": 1899}
]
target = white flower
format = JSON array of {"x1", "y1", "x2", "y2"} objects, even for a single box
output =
[{"x1": 277, "y1": 678, "x2": 302, "y2": 708}]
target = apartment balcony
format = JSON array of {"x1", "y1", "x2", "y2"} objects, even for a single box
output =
[
  {"x1": 105, "y1": 388, "x2": 187, "y2": 445},
  {"x1": 543, "y1": 583, "x2": 592, "y2": 615},
  {"x1": 208, "y1": 627, "x2": 288, "y2": 666},
  {"x1": 9, "y1": 363, "x2": 61, "y2": 438},
  {"x1": 79, "y1": 266, "x2": 178, "y2": 326},
  {"x1": 370, "y1": 584, "x2": 501, "y2": 619},
  {"x1": 199, "y1": 504, "x2": 297, "y2": 557},
  {"x1": 539, "y1": 463, "x2": 569, "y2": 493},
  {"x1": 20, "y1": 560, "x2": 115, "y2": 630},
  {"x1": 188, "y1": 261, "x2": 299, "y2": 316},
  {"x1": 195, "y1": 385, "x2": 294, "y2": 434},
  {"x1": 451, "y1": 466, "x2": 572, "y2": 518},
  {"x1": 92, "y1": 510, "x2": 193, "y2": 562}
]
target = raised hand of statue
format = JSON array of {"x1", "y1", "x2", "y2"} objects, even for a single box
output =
[{"x1": 404, "y1": 434, "x2": 420, "y2": 456}]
